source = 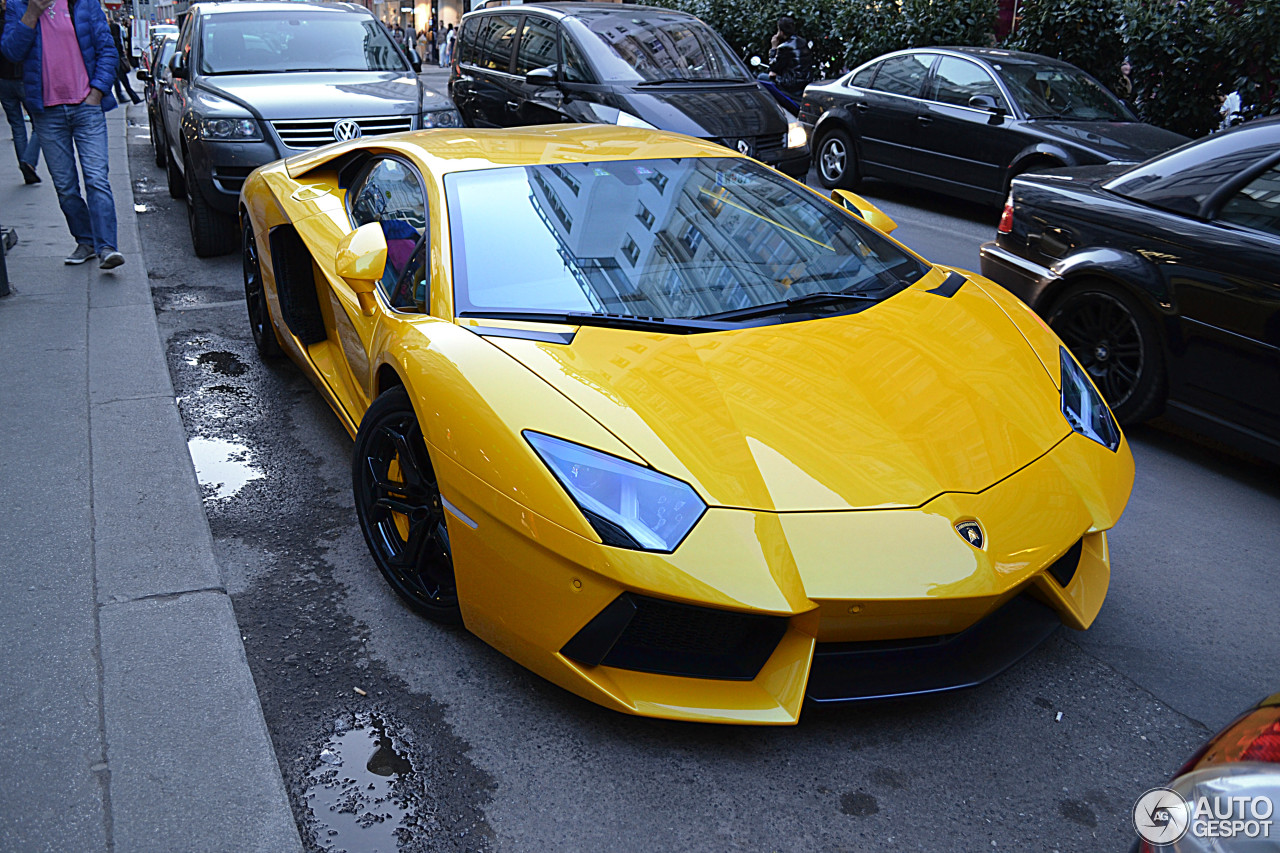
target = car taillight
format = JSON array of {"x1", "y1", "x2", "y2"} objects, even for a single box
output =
[
  {"x1": 998, "y1": 194, "x2": 1015, "y2": 234},
  {"x1": 1177, "y1": 699, "x2": 1280, "y2": 776}
]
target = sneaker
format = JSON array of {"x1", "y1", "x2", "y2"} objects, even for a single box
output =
[
  {"x1": 65, "y1": 244, "x2": 96, "y2": 265},
  {"x1": 99, "y1": 250, "x2": 125, "y2": 270},
  {"x1": 19, "y1": 162, "x2": 39, "y2": 184}
]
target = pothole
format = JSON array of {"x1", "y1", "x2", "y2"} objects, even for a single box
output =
[
  {"x1": 187, "y1": 436, "x2": 264, "y2": 499},
  {"x1": 306, "y1": 713, "x2": 417, "y2": 852},
  {"x1": 194, "y1": 350, "x2": 248, "y2": 376}
]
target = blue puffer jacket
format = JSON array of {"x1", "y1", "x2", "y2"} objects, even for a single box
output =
[{"x1": 1, "y1": 0, "x2": 118, "y2": 112}]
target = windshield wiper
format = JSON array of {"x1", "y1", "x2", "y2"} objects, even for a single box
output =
[
  {"x1": 636, "y1": 76, "x2": 747, "y2": 85},
  {"x1": 700, "y1": 290, "x2": 883, "y2": 322},
  {"x1": 457, "y1": 310, "x2": 768, "y2": 334}
]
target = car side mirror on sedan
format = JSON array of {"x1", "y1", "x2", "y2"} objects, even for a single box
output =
[
  {"x1": 335, "y1": 223, "x2": 387, "y2": 316},
  {"x1": 136, "y1": 69, "x2": 149, "y2": 83},
  {"x1": 525, "y1": 67, "x2": 556, "y2": 87},
  {"x1": 169, "y1": 54, "x2": 188, "y2": 80},
  {"x1": 969, "y1": 94, "x2": 1007, "y2": 122},
  {"x1": 830, "y1": 190, "x2": 898, "y2": 234}
]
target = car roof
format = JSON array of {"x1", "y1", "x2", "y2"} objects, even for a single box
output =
[
  {"x1": 286, "y1": 124, "x2": 739, "y2": 180},
  {"x1": 189, "y1": 0, "x2": 373, "y2": 16},
  {"x1": 466, "y1": 2, "x2": 693, "y2": 21},
  {"x1": 914, "y1": 46, "x2": 1080, "y2": 69}
]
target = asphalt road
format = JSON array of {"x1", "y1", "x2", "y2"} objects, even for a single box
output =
[{"x1": 125, "y1": 106, "x2": 1278, "y2": 853}]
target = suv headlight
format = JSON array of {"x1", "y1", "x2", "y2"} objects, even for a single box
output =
[
  {"x1": 198, "y1": 117, "x2": 262, "y2": 141},
  {"x1": 785, "y1": 120, "x2": 807, "y2": 149},
  {"x1": 421, "y1": 109, "x2": 462, "y2": 128},
  {"x1": 1060, "y1": 346, "x2": 1120, "y2": 451},
  {"x1": 525, "y1": 432, "x2": 706, "y2": 552}
]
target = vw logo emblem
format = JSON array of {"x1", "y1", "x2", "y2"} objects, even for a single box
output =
[
  {"x1": 333, "y1": 119, "x2": 362, "y2": 142},
  {"x1": 736, "y1": 139, "x2": 751, "y2": 155},
  {"x1": 955, "y1": 520, "x2": 985, "y2": 550}
]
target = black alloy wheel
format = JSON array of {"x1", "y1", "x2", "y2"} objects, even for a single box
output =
[
  {"x1": 241, "y1": 217, "x2": 280, "y2": 359},
  {"x1": 816, "y1": 128, "x2": 859, "y2": 190},
  {"x1": 353, "y1": 387, "x2": 461, "y2": 624},
  {"x1": 1048, "y1": 280, "x2": 1164, "y2": 424}
]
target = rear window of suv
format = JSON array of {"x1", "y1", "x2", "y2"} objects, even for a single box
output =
[{"x1": 199, "y1": 11, "x2": 407, "y2": 74}]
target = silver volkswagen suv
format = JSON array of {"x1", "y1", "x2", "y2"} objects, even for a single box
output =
[{"x1": 159, "y1": 0, "x2": 460, "y2": 256}]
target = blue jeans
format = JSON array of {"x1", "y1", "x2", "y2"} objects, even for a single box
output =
[
  {"x1": 30, "y1": 103, "x2": 117, "y2": 254},
  {"x1": 0, "y1": 78, "x2": 40, "y2": 168}
]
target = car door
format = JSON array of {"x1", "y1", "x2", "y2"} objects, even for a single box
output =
[
  {"x1": 162, "y1": 15, "x2": 195, "y2": 162},
  {"x1": 507, "y1": 14, "x2": 575, "y2": 126},
  {"x1": 916, "y1": 55, "x2": 1023, "y2": 202},
  {"x1": 452, "y1": 12, "x2": 522, "y2": 127},
  {"x1": 1172, "y1": 163, "x2": 1280, "y2": 438},
  {"x1": 327, "y1": 156, "x2": 431, "y2": 410},
  {"x1": 854, "y1": 52, "x2": 934, "y2": 181}
]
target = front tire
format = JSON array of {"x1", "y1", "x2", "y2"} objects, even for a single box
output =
[
  {"x1": 165, "y1": 143, "x2": 185, "y2": 198},
  {"x1": 353, "y1": 387, "x2": 461, "y2": 625},
  {"x1": 187, "y1": 161, "x2": 238, "y2": 257},
  {"x1": 150, "y1": 110, "x2": 166, "y2": 167},
  {"x1": 242, "y1": 216, "x2": 280, "y2": 359},
  {"x1": 1047, "y1": 280, "x2": 1165, "y2": 424},
  {"x1": 816, "y1": 128, "x2": 859, "y2": 190}
]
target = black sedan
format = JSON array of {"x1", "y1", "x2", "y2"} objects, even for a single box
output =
[
  {"x1": 800, "y1": 47, "x2": 1186, "y2": 205},
  {"x1": 980, "y1": 117, "x2": 1280, "y2": 463}
]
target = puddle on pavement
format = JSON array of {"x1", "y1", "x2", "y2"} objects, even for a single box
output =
[
  {"x1": 187, "y1": 436, "x2": 264, "y2": 499},
  {"x1": 306, "y1": 713, "x2": 416, "y2": 853},
  {"x1": 191, "y1": 350, "x2": 248, "y2": 376}
]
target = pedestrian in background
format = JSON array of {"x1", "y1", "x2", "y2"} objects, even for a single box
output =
[
  {"x1": 109, "y1": 19, "x2": 140, "y2": 105},
  {"x1": 0, "y1": 0, "x2": 39, "y2": 183},
  {"x1": 765, "y1": 16, "x2": 811, "y2": 99},
  {"x1": 442, "y1": 23, "x2": 454, "y2": 68},
  {"x1": 2, "y1": 0, "x2": 125, "y2": 269}
]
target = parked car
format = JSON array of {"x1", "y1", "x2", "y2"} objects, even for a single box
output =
[
  {"x1": 980, "y1": 116, "x2": 1280, "y2": 462},
  {"x1": 238, "y1": 123, "x2": 1134, "y2": 723},
  {"x1": 801, "y1": 47, "x2": 1187, "y2": 205},
  {"x1": 1130, "y1": 692, "x2": 1279, "y2": 851},
  {"x1": 448, "y1": 3, "x2": 809, "y2": 179},
  {"x1": 137, "y1": 34, "x2": 177, "y2": 168},
  {"x1": 159, "y1": 0, "x2": 459, "y2": 257}
]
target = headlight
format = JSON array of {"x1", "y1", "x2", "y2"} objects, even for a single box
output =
[
  {"x1": 525, "y1": 432, "x2": 706, "y2": 552},
  {"x1": 785, "y1": 120, "x2": 807, "y2": 149},
  {"x1": 198, "y1": 117, "x2": 262, "y2": 141},
  {"x1": 421, "y1": 109, "x2": 462, "y2": 128},
  {"x1": 1060, "y1": 346, "x2": 1120, "y2": 451}
]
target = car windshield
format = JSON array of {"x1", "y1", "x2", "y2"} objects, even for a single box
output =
[
  {"x1": 568, "y1": 11, "x2": 751, "y2": 84},
  {"x1": 199, "y1": 12, "x2": 407, "y2": 74},
  {"x1": 445, "y1": 157, "x2": 928, "y2": 323},
  {"x1": 995, "y1": 61, "x2": 1129, "y2": 121}
]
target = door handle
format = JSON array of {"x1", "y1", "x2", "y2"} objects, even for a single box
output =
[
  {"x1": 506, "y1": 100, "x2": 520, "y2": 110},
  {"x1": 916, "y1": 115, "x2": 932, "y2": 125},
  {"x1": 855, "y1": 102, "x2": 869, "y2": 112}
]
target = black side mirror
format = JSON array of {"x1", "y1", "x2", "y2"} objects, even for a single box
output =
[
  {"x1": 135, "y1": 69, "x2": 149, "y2": 82},
  {"x1": 169, "y1": 54, "x2": 188, "y2": 80},
  {"x1": 525, "y1": 67, "x2": 556, "y2": 87},
  {"x1": 969, "y1": 94, "x2": 1005, "y2": 114},
  {"x1": 409, "y1": 52, "x2": 422, "y2": 73}
]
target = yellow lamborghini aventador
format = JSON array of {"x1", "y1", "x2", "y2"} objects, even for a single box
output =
[{"x1": 238, "y1": 125, "x2": 1134, "y2": 725}]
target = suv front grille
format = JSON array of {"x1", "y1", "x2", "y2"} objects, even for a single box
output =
[{"x1": 271, "y1": 115, "x2": 415, "y2": 150}]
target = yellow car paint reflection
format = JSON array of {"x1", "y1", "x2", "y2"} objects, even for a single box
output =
[{"x1": 239, "y1": 125, "x2": 1134, "y2": 725}]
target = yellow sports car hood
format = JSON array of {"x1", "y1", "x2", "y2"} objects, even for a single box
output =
[{"x1": 485, "y1": 275, "x2": 1071, "y2": 512}]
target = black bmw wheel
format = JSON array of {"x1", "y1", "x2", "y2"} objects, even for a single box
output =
[
  {"x1": 353, "y1": 387, "x2": 461, "y2": 624},
  {"x1": 1048, "y1": 281, "x2": 1164, "y2": 424},
  {"x1": 242, "y1": 217, "x2": 280, "y2": 359},
  {"x1": 816, "y1": 128, "x2": 859, "y2": 190}
]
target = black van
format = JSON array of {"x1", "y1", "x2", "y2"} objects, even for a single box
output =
[{"x1": 448, "y1": 3, "x2": 810, "y2": 178}]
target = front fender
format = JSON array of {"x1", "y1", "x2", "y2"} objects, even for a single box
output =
[
  {"x1": 812, "y1": 107, "x2": 857, "y2": 144},
  {"x1": 1047, "y1": 246, "x2": 1171, "y2": 314}
]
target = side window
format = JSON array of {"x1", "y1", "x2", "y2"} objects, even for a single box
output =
[
  {"x1": 455, "y1": 20, "x2": 476, "y2": 66},
  {"x1": 873, "y1": 53, "x2": 933, "y2": 98},
  {"x1": 473, "y1": 13, "x2": 520, "y2": 72},
  {"x1": 560, "y1": 29, "x2": 593, "y2": 83},
  {"x1": 513, "y1": 15, "x2": 558, "y2": 76},
  {"x1": 1218, "y1": 166, "x2": 1280, "y2": 237},
  {"x1": 176, "y1": 14, "x2": 195, "y2": 69},
  {"x1": 929, "y1": 56, "x2": 1005, "y2": 109},
  {"x1": 349, "y1": 158, "x2": 429, "y2": 311},
  {"x1": 847, "y1": 62, "x2": 877, "y2": 89}
]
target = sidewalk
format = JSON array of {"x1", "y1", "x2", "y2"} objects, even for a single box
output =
[{"x1": 0, "y1": 106, "x2": 301, "y2": 851}]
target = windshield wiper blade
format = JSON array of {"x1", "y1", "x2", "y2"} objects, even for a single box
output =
[
  {"x1": 700, "y1": 290, "x2": 882, "y2": 322},
  {"x1": 636, "y1": 76, "x2": 746, "y2": 85},
  {"x1": 457, "y1": 310, "x2": 762, "y2": 334}
]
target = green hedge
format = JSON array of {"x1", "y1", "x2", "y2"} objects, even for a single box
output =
[{"x1": 650, "y1": 0, "x2": 1278, "y2": 138}]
